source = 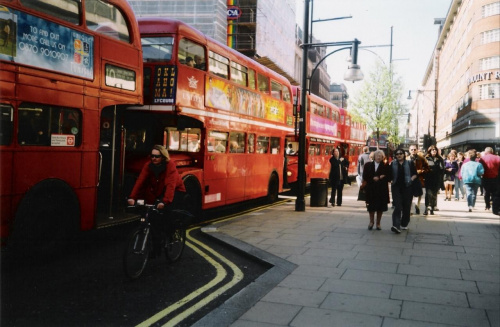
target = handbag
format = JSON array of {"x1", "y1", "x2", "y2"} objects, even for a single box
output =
[
  {"x1": 412, "y1": 178, "x2": 423, "y2": 197},
  {"x1": 357, "y1": 187, "x2": 366, "y2": 201}
]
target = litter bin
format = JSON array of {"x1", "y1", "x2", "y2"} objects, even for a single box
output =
[{"x1": 310, "y1": 178, "x2": 328, "y2": 207}]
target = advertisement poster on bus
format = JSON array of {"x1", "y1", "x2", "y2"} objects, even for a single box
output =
[
  {"x1": 205, "y1": 76, "x2": 285, "y2": 123},
  {"x1": 0, "y1": 6, "x2": 93, "y2": 79},
  {"x1": 309, "y1": 114, "x2": 338, "y2": 137}
]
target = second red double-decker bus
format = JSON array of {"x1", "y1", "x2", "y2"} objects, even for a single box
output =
[
  {"x1": 124, "y1": 18, "x2": 295, "y2": 218},
  {"x1": 285, "y1": 87, "x2": 366, "y2": 186}
]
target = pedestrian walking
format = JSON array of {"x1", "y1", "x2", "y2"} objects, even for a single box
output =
[
  {"x1": 454, "y1": 152, "x2": 465, "y2": 201},
  {"x1": 357, "y1": 146, "x2": 371, "y2": 186},
  {"x1": 423, "y1": 145, "x2": 445, "y2": 215},
  {"x1": 389, "y1": 149, "x2": 418, "y2": 233},
  {"x1": 461, "y1": 149, "x2": 484, "y2": 212},
  {"x1": 444, "y1": 152, "x2": 459, "y2": 201},
  {"x1": 479, "y1": 147, "x2": 500, "y2": 213},
  {"x1": 362, "y1": 150, "x2": 390, "y2": 230},
  {"x1": 408, "y1": 145, "x2": 429, "y2": 214},
  {"x1": 329, "y1": 148, "x2": 349, "y2": 207}
]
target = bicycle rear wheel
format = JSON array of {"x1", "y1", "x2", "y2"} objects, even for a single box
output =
[
  {"x1": 123, "y1": 228, "x2": 151, "y2": 279},
  {"x1": 164, "y1": 227, "x2": 186, "y2": 262}
]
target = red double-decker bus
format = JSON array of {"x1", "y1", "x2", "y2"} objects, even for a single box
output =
[
  {"x1": 339, "y1": 107, "x2": 367, "y2": 176},
  {"x1": 285, "y1": 87, "x2": 367, "y2": 185},
  {"x1": 0, "y1": 0, "x2": 143, "y2": 251},
  {"x1": 124, "y1": 18, "x2": 294, "y2": 218},
  {"x1": 286, "y1": 87, "x2": 343, "y2": 185}
]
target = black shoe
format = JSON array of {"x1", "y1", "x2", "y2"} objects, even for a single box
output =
[
  {"x1": 430, "y1": 210, "x2": 434, "y2": 215},
  {"x1": 368, "y1": 223, "x2": 374, "y2": 230},
  {"x1": 391, "y1": 226, "x2": 401, "y2": 234},
  {"x1": 423, "y1": 210, "x2": 428, "y2": 215},
  {"x1": 485, "y1": 206, "x2": 490, "y2": 210},
  {"x1": 331, "y1": 203, "x2": 335, "y2": 207},
  {"x1": 434, "y1": 208, "x2": 439, "y2": 211},
  {"x1": 415, "y1": 206, "x2": 420, "y2": 215},
  {"x1": 337, "y1": 204, "x2": 341, "y2": 207},
  {"x1": 376, "y1": 226, "x2": 382, "y2": 230}
]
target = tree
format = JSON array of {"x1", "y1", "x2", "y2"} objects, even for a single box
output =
[{"x1": 350, "y1": 62, "x2": 407, "y2": 147}]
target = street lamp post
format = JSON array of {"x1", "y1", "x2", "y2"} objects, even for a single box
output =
[{"x1": 295, "y1": 0, "x2": 363, "y2": 212}]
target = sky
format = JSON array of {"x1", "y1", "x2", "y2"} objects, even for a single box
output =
[{"x1": 295, "y1": 0, "x2": 452, "y2": 106}]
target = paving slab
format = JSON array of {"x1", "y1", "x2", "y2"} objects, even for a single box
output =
[{"x1": 196, "y1": 185, "x2": 500, "y2": 327}]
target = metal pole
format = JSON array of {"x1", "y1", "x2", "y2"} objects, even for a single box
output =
[{"x1": 295, "y1": 0, "x2": 310, "y2": 212}]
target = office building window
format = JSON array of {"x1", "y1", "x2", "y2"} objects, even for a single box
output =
[
  {"x1": 482, "y1": 2, "x2": 500, "y2": 17},
  {"x1": 479, "y1": 83, "x2": 500, "y2": 99},
  {"x1": 480, "y1": 56, "x2": 500, "y2": 70},
  {"x1": 481, "y1": 29, "x2": 500, "y2": 44}
]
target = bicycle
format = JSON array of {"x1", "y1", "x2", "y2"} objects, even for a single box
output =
[{"x1": 123, "y1": 201, "x2": 192, "y2": 279}]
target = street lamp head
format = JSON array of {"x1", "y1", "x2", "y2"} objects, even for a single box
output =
[
  {"x1": 344, "y1": 64, "x2": 364, "y2": 82},
  {"x1": 407, "y1": 90, "x2": 412, "y2": 100}
]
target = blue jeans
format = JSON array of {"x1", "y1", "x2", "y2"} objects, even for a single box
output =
[
  {"x1": 464, "y1": 183, "x2": 479, "y2": 208},
  {"x1": 454, "y1": 178, "x2": 464, "y2": 200}
]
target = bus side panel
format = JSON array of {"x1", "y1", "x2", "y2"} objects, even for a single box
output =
[
  {"x1": 245, "y1": 154, "x2": 270, "y2": 199},
  {"x1": 203, "y1": 154, "x2": 228, "y2": 208},
  {"x1": 17, "y1": 84, "x2": 84, "y2": 109},
  {"x1": 13, "y1": 151, "x2": 82, "y2": 194},
  {"x1": 0, "y1": 70, "x2": 15, "y2": 97},
  {"x1": 82, "y1": 106, "x2": 99, "y2": 151},
  {"x1": 225, "y1": 154, "x2": 246, "y2": 203}
]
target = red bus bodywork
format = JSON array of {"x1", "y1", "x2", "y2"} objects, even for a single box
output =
[
  {"x1": 285, "y1": 87, "x2": 367, "y2": 185},
  {"x1": 0, "y1": 0, "x2": 143, "y2": 248},
  {"x1": 125, "y1": 18, "x2": 294, "y2": 217}
]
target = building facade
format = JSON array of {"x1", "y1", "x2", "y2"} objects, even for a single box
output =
[
  {"x1": 329, "y1": 83, "x2": 348, "y2": 108},
  {"x1": 411, "y1": 0, "x2": 500, "y2": 153}
]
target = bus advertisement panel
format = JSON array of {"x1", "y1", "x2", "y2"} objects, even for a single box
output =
[{"x1": 0, "y1": 6, "x2": 94, "y2": 78}]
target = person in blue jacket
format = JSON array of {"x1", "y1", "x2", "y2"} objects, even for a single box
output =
[{"x1": 461, "y1": 149, "x2": 484, "y2": 212}]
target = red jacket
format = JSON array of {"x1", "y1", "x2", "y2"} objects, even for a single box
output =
[
  {"x1": 479, "y1": 153, "x2": 500, "y2": 179},
  {"x1": 129, "y1": 160, "x2": 186, "y2": 205}
]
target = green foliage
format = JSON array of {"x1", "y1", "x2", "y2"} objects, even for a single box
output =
[{"x1": 350, "y1": 62, "x2": 407, "y2": 142}]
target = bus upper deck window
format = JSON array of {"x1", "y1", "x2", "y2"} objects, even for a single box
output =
[
  {"x1": 142, "y1": 37, "x2": 174, "y2": 62},
  {"x1": 179, "y1": 39, "x2": 205, "y2": 70},
  {"x1": 21, "y1": 0, "x2": 80, "y2": 25},
  {"x1": 86, "y1": 0, "x2": 131, "y2": 43},
  {"x1": 257, "y1": 74, "x2": 269, "y2": 93}
]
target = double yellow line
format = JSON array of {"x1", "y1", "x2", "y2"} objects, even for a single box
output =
[{"x1": 136, "y1": 227, "x2": 243, "y2": 327}]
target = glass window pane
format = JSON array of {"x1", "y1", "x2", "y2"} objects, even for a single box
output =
[
  {"x1": 257, "y1": 74, "x2": 269, "y2": 93},
  {"x1": 21, "y1": 0, "x2": 80, "y2": 25},
  {"x1": 248, "y1": 69, "x2": 256, "y2": 90},
  {"x1": 256, "y1": 135, "x2": 269, "y2": 153},
  {"x1": 0, "y1": 104, "x2": 13, "y2": 145},
  {"x1": 270, "y1": 137, "x2": 280, "y2": 154},
  {"x1": 229, "y1": 132, "x2": 245, "y2": 153},
  {"x1": 86, "y1": 0, "x2": 130, "y2": 42},
  {"x1": 207, "y1": 130, "x2": 228, "y2": 153},
  {"x1": 247, "y1": 133, "x2": 255, "y2": 153},
  {"x1": 178, "y1": 39, "x2": 205, "y2": 70},
  {"x1": 142, "y1": 37, "x2": 174, "y2": 62}
]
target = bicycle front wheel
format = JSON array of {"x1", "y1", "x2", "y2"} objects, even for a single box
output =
[
  {"x1": 164, "y1": 227, "x2": 186, "y2": 262},
  {"x1": 123, "y1": 228, "x2": 151, "y2": 279}
]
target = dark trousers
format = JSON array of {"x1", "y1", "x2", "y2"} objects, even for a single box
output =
[
  {"x1": 330, "y1": 180, "x2": 344, "y2": 205},
  {"x1": 425, "y1": 187, "x2": 438, "y2": 209},
  {"x1": 150, "y1": 191, "x2": 187, "y2": 252},
  {"x1": 483, "y1": 177, "x2": 498, "y2": 210},
  {"x1": 392, "y1": 184, "x2": 413, "y2": 228}
]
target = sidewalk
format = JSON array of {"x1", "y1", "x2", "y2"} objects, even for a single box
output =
[{"x1": 197, "y1": 185, "x2": 500, "y2": 327}]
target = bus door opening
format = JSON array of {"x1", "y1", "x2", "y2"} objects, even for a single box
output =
[{"x1": 97, "y1": 106, "x2": 127, "y2": 221}]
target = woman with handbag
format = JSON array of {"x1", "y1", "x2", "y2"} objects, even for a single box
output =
[
  {"x1": 362, "y1": 150, "x2": 390, "y2": 230},
  {"x1": 423, "y1": 145, "x2": 445, "y2": 215}
]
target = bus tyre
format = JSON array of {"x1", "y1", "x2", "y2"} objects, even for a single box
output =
[
  {"x1": 9, "y1": 179, "x2": 79, "y2": 259},
  {"x1": 267, "y1": 173, "x2": 279, "y2": 203},
  {"x1": 182, "y1": 175, "x2": 202, "y2": 221}
]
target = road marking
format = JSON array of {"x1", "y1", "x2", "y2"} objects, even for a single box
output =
[
  {"x1": 164, "y1": 230, "x2": 243, "y2": 326},
  {"x1": 136, "y1": 235, "x2": 226, "y2": 327},
  {"x1": 136, "y1": 228, "x2": 244, "y2": 327}
]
